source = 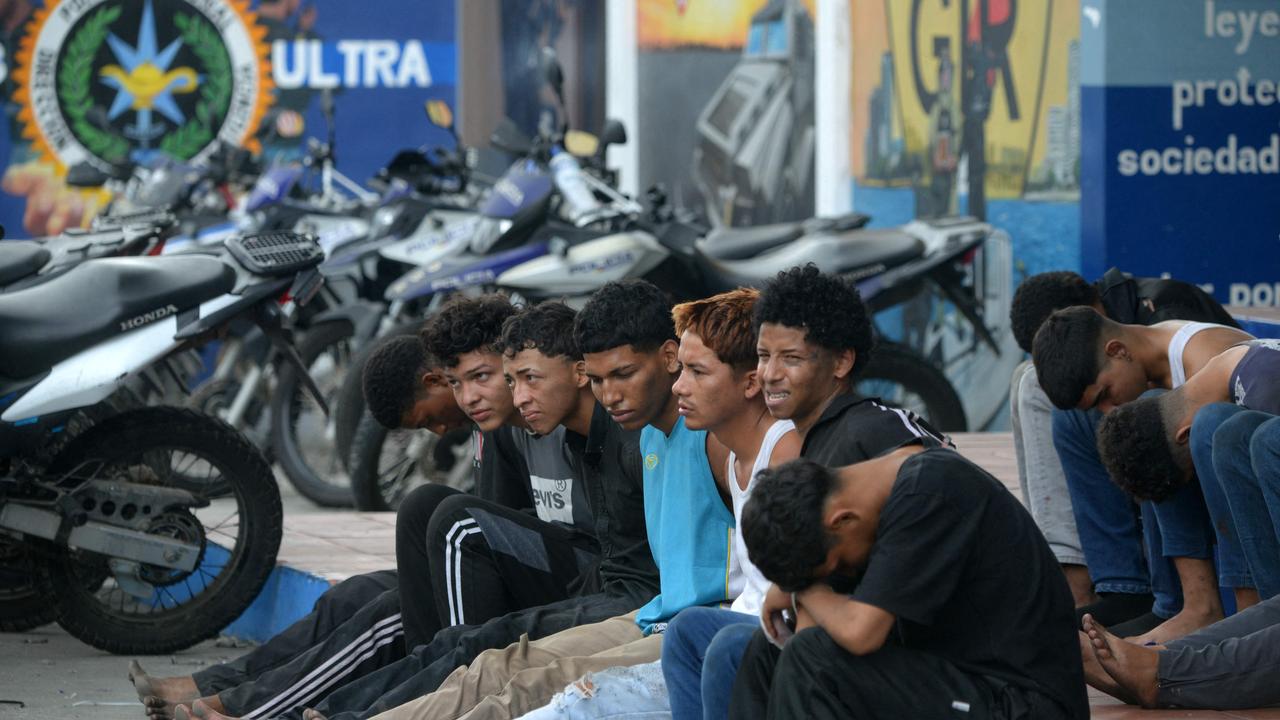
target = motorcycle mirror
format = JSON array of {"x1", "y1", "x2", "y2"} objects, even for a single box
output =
[
  {"x1": 598, "y1": 119, "x2": 627, "y2": 150},
  {"x1": 564, "y1": 131, "x2": 599, "y2": 158},
  {"x1": 424, "y1": 100, "x2": 455, "y2": 131},
  {"x1": 65, "y1": 162, "x2": 111, "y2": 188},
  {"x1": 490, "y1": 118, "x2": 534, "y2": 156}
]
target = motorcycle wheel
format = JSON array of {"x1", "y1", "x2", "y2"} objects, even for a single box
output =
[
  {"x1": 333, "y1": 321, "x2": 422, "y2": 473},
  {"x1": 857, "y1": 342, "x2": 968, "y2": 432},
  {"x1": 0, "y1": 536, "x2": 56, "y2": 632},
  {"x1": 348, "y1": 413, "x2": 472, "y2": 511},
  {"x1": 187, "y1": 376, "x2": 273, "y2": 462},
  {"x1": 270, "y1": 320, "x2": 358, "y2": 508},
  {"x1": 37, "y1": 407, "x2": 281, "y2": 654}
]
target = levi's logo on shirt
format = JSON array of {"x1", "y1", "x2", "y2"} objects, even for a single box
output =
[{"x1": 530, "y1": 475, "x2": 574, "y2": 524}]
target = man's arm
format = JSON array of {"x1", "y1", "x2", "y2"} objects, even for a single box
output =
[{"x1": 795, "y1": 583, "x2": 895, "y2": 656}]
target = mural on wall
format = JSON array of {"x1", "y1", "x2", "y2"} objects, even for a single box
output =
[
  {"x1": 851, "y1": 0, "x2": 1081, "y2": 429},
  {"x1": 0, "y1": 0, "x2": 456, "y2": 237},
  {"x1": 637, "y1": 0, "x2": 815, "y2": 227}
]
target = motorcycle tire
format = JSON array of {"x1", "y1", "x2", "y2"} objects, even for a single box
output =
[
  {"x1": 333, "y1": 321, "x2": 422, "y2": 473},
  {"x1": 187, "y1": 376, "x2": 273, "y2": 463},
  {"x1": 857, "y1": 342, "x2": 968, "y2": 432},
  {"x1": 348, "y1": 413, "x2": 472, "y2": 511},
  {"x1": 37, "y1": 407, "x2": 281, "y2": 654},
  {"x1": 270, "y1": 320, "x2": 358, "y2": 508},
  {"x1": 0, "y1": 537, "x2": 56, "y2": 633}
]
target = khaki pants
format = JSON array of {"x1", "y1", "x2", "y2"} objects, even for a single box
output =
[{"x1": 371, "y1": 611, "x2": 663, "y2": 720}]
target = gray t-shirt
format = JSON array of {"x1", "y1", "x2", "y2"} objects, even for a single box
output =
[
  {"x1": 510, "y1": 426, "x2": 595, "y2": 531},
  {"x1": 1230, "y1": 339, "x2": 1280, "y2": 414}
]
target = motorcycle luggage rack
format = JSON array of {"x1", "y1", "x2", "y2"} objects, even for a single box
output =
[
  {"x1": 227, "y1": 232, "x2": 324, "y2": 276},
  {"x1": 90, "y1": 209, "x2": 178, "y2": 231}
]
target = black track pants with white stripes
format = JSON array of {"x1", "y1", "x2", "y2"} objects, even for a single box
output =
[
  {"x1": 420, "y1": 493, "x2": 600, "y2": 646},
  {"x1": 193, "y1": 570, "x2": 400, "y2": 697},
  {"x1": 216, "y1": 586, "x2": 406, "y2": 718}
]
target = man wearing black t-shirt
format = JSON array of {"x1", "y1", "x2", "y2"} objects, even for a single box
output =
[{"x1": 735, "y1": 447, "x2": 1089, "y2": 720}]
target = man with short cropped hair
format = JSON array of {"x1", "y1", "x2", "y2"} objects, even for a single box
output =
[
  {"x1": 732, "y1": 449, "x2": 1089, "y2": 720},
  {"x1": 1007, "y1": 268, "x2": 1241, "y2": 632},
  {"x1": 1033, "y1": 306, "x2": 1259, "y2": 634},
  {"x1": 1098, "y1": 339, "x2": 1280, "y2": 601}
]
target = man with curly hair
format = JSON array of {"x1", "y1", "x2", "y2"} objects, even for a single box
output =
[
  {"x1": 732, "y1": 447, "x2": 1089, "y2": 720},
  {"x1": 1007, "y1": 269, "x2": 1239, "y2": 631},
  {"x1": 1098, "y1": 339, "x2": 1280, "y2": 602}
]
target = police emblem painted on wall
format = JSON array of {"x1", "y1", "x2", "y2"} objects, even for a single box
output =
[{"x1": 14, "y1": 0, "x2": 273, "y2": 171}]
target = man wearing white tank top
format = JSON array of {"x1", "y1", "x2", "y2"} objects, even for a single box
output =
[{"x1": 1033, "y1": 307, "x2": 1255, "y2": 644}]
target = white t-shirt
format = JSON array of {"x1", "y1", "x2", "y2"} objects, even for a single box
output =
[{"x1": 729, "y1": 419, "x2": 796, "y2": 616}]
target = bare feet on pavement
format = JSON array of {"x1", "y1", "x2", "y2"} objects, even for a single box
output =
[
  {"x1": 1128, "y1": 605, "x2": 1222, "y2": 645},
  {"x1": 129, "y1": 660, "x2": 201, "y2": 720},
  {"x1": 1078, "y1": 631, "x2": 1137, "y2": 704},
  {"x1": 1082, "y1": 613, "x2": 1161, "y2": 708}
]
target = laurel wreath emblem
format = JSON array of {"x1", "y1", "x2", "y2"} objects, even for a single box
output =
[
  {"x1": 160, "y1": 12, "x2": 232, "y2": 159},
  {"x1": 58, "y1": 5, "x2": 127, "y2": 162},
  {"x1": 56, "y1": 5, "x2": 233, "y2": 163}
]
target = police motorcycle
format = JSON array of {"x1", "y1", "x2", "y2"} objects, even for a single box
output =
[
  {"x1": 0, "y1": 231, "x2": 329, "y2": 653},
  {"x1": 285, "y1": 104, "x2": 628, "y2": 511},
  {"x1": 334, "y1": 127, "x2": 633, "y2": 510}
]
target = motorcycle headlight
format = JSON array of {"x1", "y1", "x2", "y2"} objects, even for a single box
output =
[{"x1": 373, "y1": 206, "x2": 401, "y2": 232}]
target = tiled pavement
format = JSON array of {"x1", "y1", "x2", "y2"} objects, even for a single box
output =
[{"x1": 273, "y1": 432, "x2": 1280, "y2": 718}]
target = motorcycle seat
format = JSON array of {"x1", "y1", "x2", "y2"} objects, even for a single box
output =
[
  {"x1": 699, "y1": 223, "x2": 803, "y2": 260},
  {"x1": 0, "y1": 255, "x2": 235, "y2": 378},
  {"x1": 696, "y1": 228, "x2": 924, "y2": 293},
  {"x1": 0, "y1": 241, "x2": 51, "y2": 286}
]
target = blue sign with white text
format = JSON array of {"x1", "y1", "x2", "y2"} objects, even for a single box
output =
[{"x1": 1081, "y1": 0, "x2": 1280, "y2": 307}]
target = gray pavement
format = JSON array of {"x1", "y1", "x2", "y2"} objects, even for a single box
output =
[{"x1": 0, "y1": 473, "x2": 338, "y2": 720}]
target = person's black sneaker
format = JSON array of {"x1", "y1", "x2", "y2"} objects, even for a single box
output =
[
  {"x1": 1075, "y1": 592, "x2": 1154, "y2": 627},
  {"x1": 1109, "y1": 611, "x2": 1164, "y2": 638}
]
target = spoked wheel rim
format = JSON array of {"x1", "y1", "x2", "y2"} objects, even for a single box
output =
[{"x1": 58, "y1": 445, "x2": 249, "y2": 622}]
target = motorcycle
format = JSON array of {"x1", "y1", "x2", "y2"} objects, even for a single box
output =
[{"x1": 0, "y1": 231, "x2": 327, "y2": 653}]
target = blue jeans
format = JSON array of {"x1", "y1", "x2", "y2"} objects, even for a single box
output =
[
  {"x1": 514, "y1": 661, "x2": 670, "y2": 720},
  {"x1": 1212, "y1": 408, "x2": 1280, "y2": 599},
  {"x1": 1190, "y1": 403, "x2": 1256, "y2": 590},
  {"x1": 661, "y1": 607, "x2": 756, "y2": 720},
  {"x1": 1053, "y1": 407, "x2": 1180, "y2": 616}
]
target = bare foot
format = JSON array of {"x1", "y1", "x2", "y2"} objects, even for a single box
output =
[
  {"x1": 1078, "y1": 631, "x2": 1137, "y2": 704},
  {"x1": 129, "y1": 660, "x2": 200, "y2": 718},
  {"x1": 302, "y1": 710, "x2": 328, "y2": 720},
  {"x1": 1082, "y1": 614, "x2": 1160, "y2": 708},
  {"x1": 1128, "y1": 605, "x2": 1222, "y2": 645},
  {"x1": 1064, "y1": 564, "x2": 1098, "y2": 608}
]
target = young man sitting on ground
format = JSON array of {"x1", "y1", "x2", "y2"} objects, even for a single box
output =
[
  {"x1": 732, "y1": 449, "x2": 1089, "y2": 719},
  {"x1": 130, "y1": 333, "x2": 473, "y2": 720},
  {"x1": 1098, "y1": 338, "x2": 1280, "y2": 601},
  {"x1": 1033, "y1": 306, "x2": 1258, "y2": 636},
  {"x1": 1007, "y1": 269, "x2": 1241, "y2": 627},
  {"x1": 662, "y1": 264, "x2": 947, "y2": 720}
]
